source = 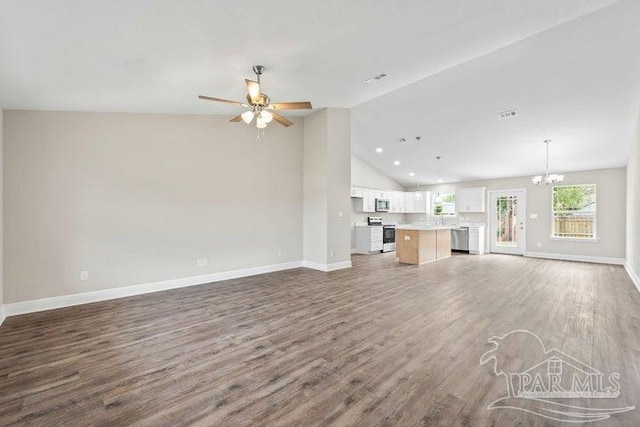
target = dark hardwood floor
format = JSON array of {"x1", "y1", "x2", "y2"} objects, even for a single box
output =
[{"x1": 1, "y1": 253, "x2": 639, "y2": 426}]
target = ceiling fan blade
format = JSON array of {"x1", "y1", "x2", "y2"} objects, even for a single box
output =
[
  {"x1": 199, "y1": 95, "x2": 244, "y2": 106},
  {"x1": 271, "y1": 112, "x2": 294, "y2": 127},
  {"x1": 270, "y1": 101, "x2": 312, "y2": 110},
  {"x1": 245, "y1": 79, "x2": 261, "y2": 104},
  {"x1": 229, "y1": 115, "x2": 243, "y2": 123}
]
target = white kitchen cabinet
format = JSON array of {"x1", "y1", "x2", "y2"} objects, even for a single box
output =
[
  {"x1": 350, "y1": 187, "x2": 365, "y2": 198},
  {"x1": 455, "y1": 187, "x2": 486, "y2": 213},
  {"x1": 390, "y1": 191, "x2": 405, "y2": 213},
  {"x1": 355, "y1": 225, "x2": 383, "y2": 254},
  {"x1": 468, "y1": 226, "x2": 486, "y2": 254},
  {"x1": 353, "y1": 188, "x2": 431, "y2": 214},
  {"x1": 405, "y1": 191, "x2": 431, "y2": 213},
  {"x1": 404, "y1": 192, "x2": 416, "y2": 213},
  {"x1": 353, "y1": 189, "x2": 375, "y2": 212}
]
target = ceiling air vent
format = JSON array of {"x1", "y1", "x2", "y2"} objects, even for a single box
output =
[{"x1": 498, "y1": 109, "x2": 518, "y2": 120}]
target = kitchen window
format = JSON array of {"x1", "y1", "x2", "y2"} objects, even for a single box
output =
[
  {"x1": 434, "y1": 192, "x2": 456, "y2": 216},
  {"x1": 551, "y1": 184, "x2": 597, "y2": 240}
]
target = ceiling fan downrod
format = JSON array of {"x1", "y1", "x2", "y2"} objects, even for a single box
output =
[{"x1": 253, "y1": 65, "x2": 264, "y2": 84}]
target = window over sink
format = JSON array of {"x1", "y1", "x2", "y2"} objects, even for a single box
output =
[{"x1": 434, "y1": 192, "x2": 456, "y2": 216}]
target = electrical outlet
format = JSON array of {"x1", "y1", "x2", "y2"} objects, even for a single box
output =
[
  {"x1": 277, "y1": 250, "x2": 283, "y2": 257},
  {"x1": 80, "y1": 271, "x2": 89, "y2": 281},
  {"x1": 202, "y1": 257, "x2": 208, "y2": 266},
  {"x1": 196, "y1": 258, "x2": 203, "y2": 267},
  {"x1": 330, "y1": 250, "x2": 334, "y2": 257},
  {"x1": 537, "y1": 242, "x2": 542, "y2": 248}
]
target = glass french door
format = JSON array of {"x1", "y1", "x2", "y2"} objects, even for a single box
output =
[{"x1": 489, "y1": 190, "x2": 526, "y2": 255}]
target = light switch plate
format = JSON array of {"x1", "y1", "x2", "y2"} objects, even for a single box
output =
[
  {"x1": 404, "y1": 236, "x2": 410, "y2": 241},
  {"x1": 529, "y1": 213, "x2": 538, "y2": 219}
]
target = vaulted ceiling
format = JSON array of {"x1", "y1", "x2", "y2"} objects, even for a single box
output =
[{"x1": 1, "y1": 0, "x2": 638, "y2": 183}]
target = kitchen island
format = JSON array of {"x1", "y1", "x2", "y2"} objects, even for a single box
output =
[{"x1": 395, "y1": 225, "x2": 454, "y2": 265}]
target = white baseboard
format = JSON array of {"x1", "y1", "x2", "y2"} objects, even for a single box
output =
[
  {"x1": 326, "y1": 261, "x2": 352, "y2": 271},
  {"x1": 0, "y1": 305, "x2": 6, "y2": 327},
  {"x1": 524, "y1": 251, "x2": 625, "y2": 265},
  {"x1": 302, "y1": 260, "x2": 352, "y2": 272},
  {"x1": 624, "y1": 261, "x2": 640, "y2": 293},
  {"x1": 3, "y1": 261, "x2": 304, "y2": 317}
]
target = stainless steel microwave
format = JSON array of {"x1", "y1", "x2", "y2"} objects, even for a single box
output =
[{"x1": 375, "y1": 198, "x2": 390, "y2": 212}]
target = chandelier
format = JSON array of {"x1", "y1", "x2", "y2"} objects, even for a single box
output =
[{"x1": 532, "y1": 139, "x2": 564, "y2": 185}]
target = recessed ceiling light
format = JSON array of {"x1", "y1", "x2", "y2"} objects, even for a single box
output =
[
  {"x1": 437, "y1": 179, "x2": 443, "y2": 183},
  {"x1": 409, "y1": 172, "x2": 415, "y2": 177},
  {"x1": 375, "y1": 147, "x2": 383, "y2": 153},
  {"x1": 394, "y1": 160, "x2": 400, "y2": 166},
  {"x1": 365, "y1": 73, "x2": 390, "y2": 83}
]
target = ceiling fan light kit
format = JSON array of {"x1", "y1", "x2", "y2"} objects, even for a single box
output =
[
  {"x1": 199, "y1": 65, "x2": 312, "y2": 130},
  {"x1": 532, "y1": 139, "x2": 564, "y2": 185}
]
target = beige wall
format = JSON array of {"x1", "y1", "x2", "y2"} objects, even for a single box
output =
[
  {"x1": 303, "y1": 110, "x2": 328, "y2": 264},
  {"x1": 0, "y1": 109, "x2": 3, "y2": 307},
  {"x1": 3, "y1": 111, "x2": 304, "y2": 303},
  {"x1": 326, "y1": 109, "x2": 352, "y2": 264},
  {"x1": 627, "y1": 115, "x2": 640, "y2": 275},
  {"x1": 303, "y1": 108, "x2": 352, "y2": 266},
  {"x1": 413, "y1": 168, "x2": 626, "y2": 259}
]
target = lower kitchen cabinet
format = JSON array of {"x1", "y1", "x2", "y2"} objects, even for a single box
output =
[
  {"x1": 469, "y1": 226, "x2": 485, "y2": 254},
  {"x1": 354, "y1": 225, "x2": 383, "y2": 254}
]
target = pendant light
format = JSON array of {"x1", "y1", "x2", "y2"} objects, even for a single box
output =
[
  {"x1": 434, "y1": 156, "x2": 442, "y2": 202},
  {"x1": 532, "y1": 139, "x2": 564, "y2": 185}
]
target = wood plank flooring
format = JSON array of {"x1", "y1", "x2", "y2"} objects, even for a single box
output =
[{"x1": 1, "y1": 253, "x2": 639, "y2": 426}]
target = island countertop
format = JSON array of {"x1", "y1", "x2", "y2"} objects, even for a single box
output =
[{"x1": 395, "y1": 224, "x2": 457, "y2": 231}]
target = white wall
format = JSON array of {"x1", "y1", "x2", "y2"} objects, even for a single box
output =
[
  {"x1": 412, "y1": 168, "x2": 626, "y2": 260},
  {"x1": 3, "y1": 111, "x2": 304, "y2": 303},
  {"x1": 627, "y1": 115, "x2": 640, "y2": 280},
  {"x1": 351, "y1": 154, "x2": 405, "y2": 191}
]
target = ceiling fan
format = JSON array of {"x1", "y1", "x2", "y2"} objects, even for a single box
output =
[{"x1": 199, "y1": 65, "x2": 312, "y2": 129}]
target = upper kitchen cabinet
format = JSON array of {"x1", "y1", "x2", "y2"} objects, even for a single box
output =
[
  {"x1": 353, "y1": 188, "x2": 385, "y2": 212},
  {"x1": 405, "y1": 191, "x2": 431, "y2": 213},
  {"x1": 388, "y1": 191, "x2": 406, "y2": 213},
  {"x1": 455, "y1": 187, "x2": 487, "y2": 213},
  {"x1": 352, "y1": 187, "x2": 430, "y2": 213},
  {"x1": 350, "y1": 187, "x2": 365, "y2": 198}
]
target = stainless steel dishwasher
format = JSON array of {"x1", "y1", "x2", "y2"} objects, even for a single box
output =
[{"x1": 451, "y1": 227, "x2": 469, "y2": 251}]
